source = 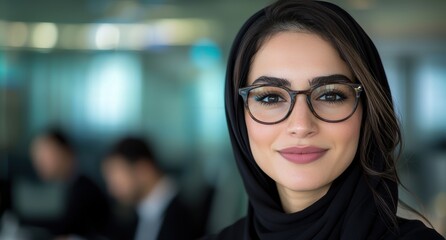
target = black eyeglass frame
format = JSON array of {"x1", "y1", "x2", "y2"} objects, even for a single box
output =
[{"x1": 238, "y1": 82, "x2": 363, "y2": 125}]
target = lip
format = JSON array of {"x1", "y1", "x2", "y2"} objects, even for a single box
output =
[{"x1": 278, "y1": 146, "x2": 328, "y2": 164}]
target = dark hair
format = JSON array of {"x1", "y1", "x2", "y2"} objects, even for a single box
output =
[
  {"x1": 228, "y1": 0, "x2": 408, "y2": 230},
  {"x1": 40, "y1": 127, "x2": 74, "y2": 154},
  {"x1": 106, "y1": 136, "x2": 158, "y2": 168}
]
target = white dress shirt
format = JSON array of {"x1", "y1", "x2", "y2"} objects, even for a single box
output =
[{"x1": 134, "y1": 176, "x2": 178, "y2": 240}]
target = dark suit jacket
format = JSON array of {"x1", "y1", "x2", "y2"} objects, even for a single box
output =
[
  {"x1": 60, "y1": 175, "x2": 110, "y2": 237},
  {"x1": 104, "y1": 194, "x2": 199, "y2": 240},
  {"x1": 156, "y1": 195, "x2": 199, "y2": 240}
]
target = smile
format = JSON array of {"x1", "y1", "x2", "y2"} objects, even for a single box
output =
[{"x1": 278, "y1": 146, "x2": 328, "y2": 164}]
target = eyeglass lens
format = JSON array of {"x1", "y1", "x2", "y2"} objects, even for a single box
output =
[{"x1": 246, "y1": 83, "x2": 359, "y2": 123}]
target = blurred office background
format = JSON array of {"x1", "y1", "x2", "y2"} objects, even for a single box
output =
[{"x1": 0, "y1": 0, "x2": 445, "y2": 238}]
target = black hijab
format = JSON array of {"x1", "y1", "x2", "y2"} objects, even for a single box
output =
[{"x1": 215, "y1": 0, "x2": 445, "y2": 239}]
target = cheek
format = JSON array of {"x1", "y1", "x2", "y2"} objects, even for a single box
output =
[
  {"x1": 245, "y1": 114, "x2": 279, "y2": 166},
  {"x1": 34, "y1": 151, "x2": 59, "y2": 173},
  {"x1": 105, "y1": 167, "x2": 136, "y2": 201},
  {"x1": 348, "y1": 107, "x2": 362, "y2": 145},
  {"x1": 329, "y1": 106, "x2": 362, "y2": 163}
]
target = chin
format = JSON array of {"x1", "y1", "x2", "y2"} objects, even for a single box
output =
[
  {"x1": 282, "y1": 179, "x2": 330, "y2": 193},
  {"x1": 274, "y1": 167, "x2": 334, "y2": 193}
]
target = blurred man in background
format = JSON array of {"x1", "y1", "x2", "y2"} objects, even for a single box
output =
[
  {"x1": 30, "y1": 127, "x2": 110, "y2": 239},
  {"x1": 102, "y1": 136, "x2": 199, "y2": 240}
]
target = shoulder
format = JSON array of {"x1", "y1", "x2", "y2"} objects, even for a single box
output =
[
  {"x1": 71, "y1": 174, "x2": 96, "y2": 189},
  {"x1": 397, "y1": 218, "x2": 444, "y2": 240},
  {"x1": 158, "y1": 195, "x2": 199, "y2": 239},
  {"x1": 162, "y1": 194, "x2": 190, "y2": 223},
  {"x1": 68, "y1": 175, "x2": 107, "y2": 203},
  {"x1": 200, "y1": 217, "x2": 247, "y2": 240}
]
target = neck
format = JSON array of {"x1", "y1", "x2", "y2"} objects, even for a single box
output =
[
  {"x1": 138, "y1": 172, "x2": 163, "y2": 202},
  {"x1": 276, "y1": 183, "x2": 331, "y2": 213},
  {"x1": 55, "y1": 160, "x2": 74, "y2": 182}
]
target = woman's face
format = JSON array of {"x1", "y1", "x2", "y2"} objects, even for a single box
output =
[{"x1": 245, "y1": 31, "x2": 362, "y2": 200}]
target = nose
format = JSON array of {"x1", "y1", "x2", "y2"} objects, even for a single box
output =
[{"x1": 286, "y1": 95, "x2": 317, "y2": 138}]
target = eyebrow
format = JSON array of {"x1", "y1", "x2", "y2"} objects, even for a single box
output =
[
  {"x1": 251, "y1": 76, "x2": 291, "y2": 87},
  {"x1": 251, "y1": 74, "x2": 352, "y2": 87},
  {"x1": 309, "y1": 74, "x2": 352, "y2": 86}
]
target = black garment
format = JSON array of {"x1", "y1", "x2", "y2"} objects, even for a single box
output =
[
  {"x1": 0, "y1": 179, "x2": 12, "y2": 217},
  {"x1": 106, "y1": 194, "x2": 200, "y2": 240},
  {"x1": 104, "y1": 205, "x2": 139, "y2": 240},
  {"x1": 204, "y1": 0, "x2": 444, "y2": 239},
  {"x1": 204, "y1": 164, "x2": 444, "y2": 239},
  {"x1": 209, "y1": 216, "x2": 443, "y2": 240},
  {"x1": 157, "y1": 195, "x2": 199, "y2": 240},
  {"x1": 60, "y1": 175, "x2": 110, "y2": 237}
]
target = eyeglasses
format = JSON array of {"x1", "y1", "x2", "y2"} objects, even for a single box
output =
[{"x1": 238, "y1": 82, "x2": 363, "y2": 124}]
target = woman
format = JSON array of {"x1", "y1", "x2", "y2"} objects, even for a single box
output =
[{"x1": 205, "y1": 0, "x2": 444, "y2": 239}]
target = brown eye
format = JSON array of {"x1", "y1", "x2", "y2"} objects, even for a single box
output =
[
  {"x1": 255, "y1": 94, "x2": 285, "y2": 104},
  {"x1": 316, "y1": 91, "x2": 346, "y2": 103}
]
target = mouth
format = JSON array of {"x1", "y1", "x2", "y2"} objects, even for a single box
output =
[{"x1": 278, "y1": 146, "x2": 328, "y2": 164}]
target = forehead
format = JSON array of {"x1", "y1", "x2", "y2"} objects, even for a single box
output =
[
  {"x1": 33, "y1": 137, "x2": 61, "y2": 151},
  {"x1": 104, "y1": 155, "x2": 131, "y2": 168},
  {"x1": 248, "y1": 31, "x2": 352, "y2": 86}
]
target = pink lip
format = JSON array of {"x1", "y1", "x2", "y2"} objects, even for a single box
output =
[{"x1": 278, "y1": 146, "x2": 328, "y2": 164}]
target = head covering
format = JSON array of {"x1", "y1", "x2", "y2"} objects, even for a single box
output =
[{"x1": 223, "y1": 1, "x2": 443, "y2": 239}]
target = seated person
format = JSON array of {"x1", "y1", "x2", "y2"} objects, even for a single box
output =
[
  {"x1": 102, "y1": 136, "x2": 198, "y2": 240},
  {"x1": 29, "y1": 127, "x2": 109, "y2": 239}
]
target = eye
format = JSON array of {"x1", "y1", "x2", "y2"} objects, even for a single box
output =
[
  {"x1": 255, "y1": 93, "x2": 285, "y2": 104},
  {"x1": 317, "y1": 91, "x2": 347, "y2": 103},
  {"x1": 248, "y1": 86, "x2": 289, "y2": 107}
]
